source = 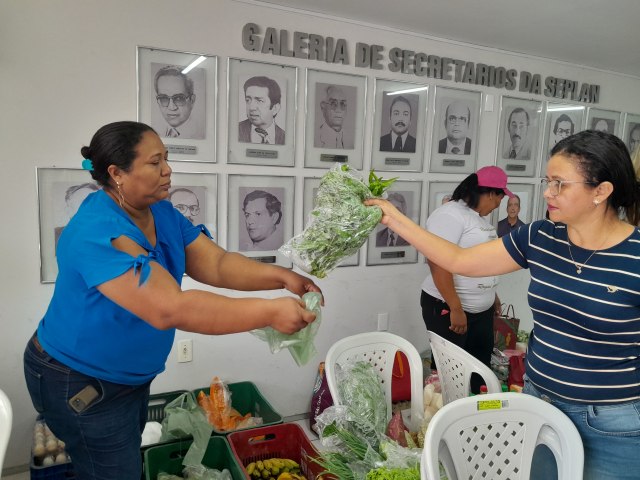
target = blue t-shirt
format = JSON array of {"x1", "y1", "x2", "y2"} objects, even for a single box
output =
[
  {"x1": 503, "y1": 219, "x2": 640, "y2": 404},
  {"x1": 38, "y1": 190, "x2": 207, "y2": 385}
]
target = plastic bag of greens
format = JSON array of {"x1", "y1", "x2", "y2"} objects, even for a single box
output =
[
  {"x1": 279, "y1": 165, "x2": 396, "y2": 278},
  {"x1": 159, "y1": 392, "x2": 213, "y2": 466},
  {"x1": 251, "y1": 292, "x2": 322, "y2": 366}
]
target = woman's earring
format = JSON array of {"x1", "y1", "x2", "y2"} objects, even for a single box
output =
[
  {"x1": 594, "y1": 199, "x2": 600, "y2": 206},
  {"x1": 116, "y1": 182, "x2": 124, "y2": 208}
]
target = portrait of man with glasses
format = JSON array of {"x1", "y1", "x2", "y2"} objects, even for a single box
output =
[
  {"x1": 152, "y1": 63, "x2": 205, "y2": 140},
  {"x1": 315, "y1": 83, "x2": 356, "y2": 149},
  {"x1": 168, "y1": 186, "x2": 205, "y2": 225}
]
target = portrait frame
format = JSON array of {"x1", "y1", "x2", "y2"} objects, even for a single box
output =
[
  {"x1": 491, "y1": 183, "x2": 536, "y2": 236},
  {"x1": 586, "y1": 108, "x2": 621, "y2": 136},
  {"x1": 371, "y1": 79, "x2": 428, "y2": 172},
  {"x1": 304, "y1": 69, "x2": 367, "y2": 169},
  {"x1": 137, "y1": 46, "x2": 217, "y2": 162},
  {"x1": 168, "y1": 171, "x2": 218, "y2": 243},
  {"x1": 37, "y1": 168, "x2": 101, "y2": 283},
  {"x1": 366, "y1": 180, "x2": 422, "y2": 266},
  {"x1": 227, "y1": 58, "x2": 297, "y2": 167},
  {"x1": 496, "y1": 96, "x2": 543, "y2": 178},
  {"x1": 429, "y1": 86, "x2": 481, "y2": 174},
  {"x1": 227, "y1": 174, "x2": 294, "y2": 267},
  {"x1": 426, "y1": 180, "x2": 463, "y2": 217},
  {"x1": 302, "y1": 177, "x2": 359, "y2": 267},
  {"x1": 622, "y1": 112, "x2": 640, "y2": 157},
  {"x1": 534, "y1": 181, "x2": 548, "y2": 221},
  {"x1": 540, "y1": 102, "x2": 586, "y2": 175}
]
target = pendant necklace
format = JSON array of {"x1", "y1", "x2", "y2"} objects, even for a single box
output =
[{"x1": 567, "y1": 231, "x2": 610, "y2": 274}]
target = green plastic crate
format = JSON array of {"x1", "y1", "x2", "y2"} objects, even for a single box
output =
[
  {"x1": 192, "y1": 381, "x2": 283, "y2": 435},
  {"x1": 144, "y1": 436, "x2": 245, "y2": 480}
]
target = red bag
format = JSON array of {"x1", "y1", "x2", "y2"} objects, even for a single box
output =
[
  {"x1": 391, "y1": 351, "x2": 412, "y2": 403},
  {"x1": 494, "y1": 304, "x2": 520, "y2": 350},
  {"x1": 506, "y1": 351, "x2": 526, "y2": 387},
  {"x1": 309, "y1": 362, "x2": 333, "y2": 435}
]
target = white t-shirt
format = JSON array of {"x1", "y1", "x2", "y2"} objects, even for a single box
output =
[{"x1": 421, "y1": 200, "x2": 498, "y2": 313}]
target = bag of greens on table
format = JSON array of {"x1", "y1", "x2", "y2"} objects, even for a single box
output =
[{"x1": 279, "y1": 164, "x2": 396, "y2": 278}]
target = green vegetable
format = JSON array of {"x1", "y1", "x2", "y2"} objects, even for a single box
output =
[
  {"x1": 366, "y1": 466, "x2": 421, "y2": 480},
  {"x1": 279, "y1": 165, "x2": 397, "y2": 278}
]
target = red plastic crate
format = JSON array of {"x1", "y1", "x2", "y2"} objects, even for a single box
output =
[{"x1": 228, "y1": 423, "x2": 334, "y2": 480}]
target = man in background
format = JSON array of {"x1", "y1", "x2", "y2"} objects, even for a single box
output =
[
  {"x1": 239, "y1": 76, "x2": 285, "y2": 145},
  {"x1": 241, "y1": 190, "x2": 283, "y2": 251},
  {"x1": 154, "y1": 65, "x2": 203, "y2": 139},
  {"x1": 497, "y1": 195, "x2": 525, "y2": 237},
  {"x1": 593, "y1": 118, "x2": 612, "y2": 133},
  {"x1": 438, "y1": 101, "x2": 472, "y2": 155},
  {"x1": 376, "y1": 192, "x2": 410, "y2": 247},
  {"x1": 169, "y1": 187, "x2": 200, "y2": 224},
  {"x1": 379, "y1": 95, "x2": 416, "y2": 153},
  {"x1": 504, "y1": 107, "x2": 531, "y2": 160},
  {"x1": 317, "y1": 84, "x2": 352, "y2": 149},
  {"x1": 629, "y1": 123, "x2": 640, "y2": 156},
  {"x1": 551, "y1": 114, "x2": 575, "y2": 147},
  {"x1": 55, "y1": 183, "x2": 100, "y2": 250}
]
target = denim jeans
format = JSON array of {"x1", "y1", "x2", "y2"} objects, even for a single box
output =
[
  {"x1": 24, "y1": 333, "x2": 151, "y2": 480},
  {"x1": 524, "y1": 377, "x2": 640, "y2": 480}
]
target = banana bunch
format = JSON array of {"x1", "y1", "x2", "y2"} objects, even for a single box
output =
[{"x1": 245, "y1": 458, "x2": 306, "y2": 480}]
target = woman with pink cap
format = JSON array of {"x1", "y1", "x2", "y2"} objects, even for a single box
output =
[{"x1": 418, "y1": 166, "x2": 513, "y2": 393}]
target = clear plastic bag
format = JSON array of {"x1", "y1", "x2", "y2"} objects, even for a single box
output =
[
  {"x1": 279, "y1": 165, "x2": 384, "y2": 278},
  {"x1": 251, "y1": 292, "x2": 323, "y2": 366}
]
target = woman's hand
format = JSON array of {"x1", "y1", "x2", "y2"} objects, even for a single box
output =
[
  {"x1": 269, "y1": 297, "x2": 317, "y2": 334},
  {"x1": 363, "y1": 198, "x2": 401, "y2": 225},
  {"x1": 283, "y1": 271, "x2": 324, "y2": 305},
  {"x1": 449, "y1": 309, "x2": 468, "y2": 335}
]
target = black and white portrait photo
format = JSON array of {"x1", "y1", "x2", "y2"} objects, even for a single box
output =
[
  {"x1": 375, "y1": 191, "x2": 412, "y2": 247},
  {"x1": 379, "y1": 93, "x2": 418, "y2": 153},
  {"x1": 168, "y1": 186, "x2": 206, "y2": 225},
  {"x1": 53, "y1": 182, "x2": 100, "y2": 250},
  {"x1": 503, "y1": 106, "x2": 534, "y2": 160},
  {"x1": 238, "y1": 187, "x2": 285, "y2": 252},
  {"x1": 545, "y1": 109, "x2": 584, "y2": 154},
  {"x1": 591, "y1": 117, "x2": 614, "y2": 133},
  {"x1": 238, "y1": 75, "x2": 287, "y2": 145},
  {"x1": 627, "y1": 122, "x2": 640, "y2": 156},
  {"x1": 437, "y1": 100, "x2": 473, "y2": 155},
  {"x1": 314, "y1": 82, "x2": 357, "y2": 149},
  {"x1": 150, "y1": 62, "x2": 206, "y2": 140}
]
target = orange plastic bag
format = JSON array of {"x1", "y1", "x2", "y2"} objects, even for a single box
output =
[{"x1": 196, "y1": 377, "x2": 253, "y2": 432}]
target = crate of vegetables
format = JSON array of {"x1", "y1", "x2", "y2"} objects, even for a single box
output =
[
  {"x1": 192, "y1": 380, "x2": 283, "y2": 435},
  {"x1": 228, "y1": 423, "x2": 333, "y2": 480}
]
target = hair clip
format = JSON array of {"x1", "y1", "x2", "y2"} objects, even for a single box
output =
[{"x1": 82, "y1": 158, "x2": 94, "y2": 171}]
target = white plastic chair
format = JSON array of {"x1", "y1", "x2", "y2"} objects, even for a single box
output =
[
  {"x1": 420, "y1": 392, "x2": 584, "y2": 480},
  {"x1": 427, "y1": 330, "x2": 502, "y2": 404},
  {"x1": 0, "y1": 389, "x2": 12, "y2": 478},
  {"x1": 325, "y1": 331, "x2": 424, "y2": 431}
]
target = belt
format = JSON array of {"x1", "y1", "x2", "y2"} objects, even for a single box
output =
[{"x1": 32, "y1": 334, "x2": 44, "y2": 353}]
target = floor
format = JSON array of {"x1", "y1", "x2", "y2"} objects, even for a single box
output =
[{"x1": 3, "y1": 419, "x2": 320, "y2": 480}]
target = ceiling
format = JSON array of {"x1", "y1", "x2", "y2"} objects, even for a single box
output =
[{"x1": 253, "y1": 0, "x2": 640, "y2": 78}]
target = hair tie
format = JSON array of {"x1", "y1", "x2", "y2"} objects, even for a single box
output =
[{"x1": 82, "y1": 158, "x2": 94, "y2": 171}]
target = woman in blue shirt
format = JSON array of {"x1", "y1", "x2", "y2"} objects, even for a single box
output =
[
  {"x1": 24, "y1": 121, "x2": 322, "y2": 480},
  {"x1": 367, "y1": 130, "x2": 640, "y2": 480}
]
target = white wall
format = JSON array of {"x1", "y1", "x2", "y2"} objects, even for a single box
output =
[{"x1": 2, "y1": 0, "x2": 640, "y2": 471}]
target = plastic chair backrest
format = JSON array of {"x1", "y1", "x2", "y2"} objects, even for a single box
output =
[
  {"x1": 420, "y1": 392, "x2": 584, "y2": 480},
  {"x1": 427, "y1": 331, "x2": 501, "y2": 404},
  {"x1": 0, "y1": 389, "x2": 12, "y2": 478},
  {"x1": 325, "y1": 332, "x2": 424, "y2": 431}
]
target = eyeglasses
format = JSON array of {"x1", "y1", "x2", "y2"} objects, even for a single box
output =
[
  {"x1": 156, "y1": 94, "x2": 192, "y2": 107},
  {"x1": 556, "y1": 128, "x2": 572, "y2": 135},
  {"x1": 540, "y1": 178, "x2": 597, "y2": 196},
  {"x1": 325, "y1": 99, "x2": 347, "y2": 110},
  {"x1": 174, "y1": 204, "x2": 200, "y2": 216}
]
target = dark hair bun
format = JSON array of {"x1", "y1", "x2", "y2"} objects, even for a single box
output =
[{"x1": 80, "y1": 146, "x2": 91, "y2": 159}]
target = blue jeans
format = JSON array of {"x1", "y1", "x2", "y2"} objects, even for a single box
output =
[
  {"x1": 524, "y1": 378, "x2": 640, "y2": 480},
  {"x1": 24, "y1": 333, "x2": 151, "y2": 480}
]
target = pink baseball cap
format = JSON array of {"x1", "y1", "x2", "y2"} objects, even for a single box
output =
[{"x1": 476, "y1": 166, "x2": 514, "y2": 198}]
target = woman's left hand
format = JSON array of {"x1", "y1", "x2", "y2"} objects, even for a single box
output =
[{"x1": 284, "y1": 272, "x2": 324, "y2": 305}]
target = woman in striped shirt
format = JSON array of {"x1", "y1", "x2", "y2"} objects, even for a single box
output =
[{"x1": 367, "y1": 130, "x2": 640, "y2": 479}]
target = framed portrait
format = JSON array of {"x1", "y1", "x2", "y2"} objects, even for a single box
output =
[
  {"x1": 371, "y1": 79, "x2": 428, "y2": 172},
  {"x1": 304, "y1": 69, "x2": 367, "y2": 169},
  {"x1": 37, "y1": 168, "x2": 101, "y2": 283},
  {"x1": 496, "y1": 96, "x2": 543, "y2": 178},
  {"x1": 366, "y1": 180, "x2": 422, "y2": 266},
  {"x1": 227, "y1": 58, "x2": 297, "y2": 167},
  {"x1": 429, "y1": 86, "x2": 481, "y2": 174},
  {"x1": 426, "y1": 180, "x2": 462, "y2": 217},
  {"x1": 137, "y1": 46, "x2": 217, "y2": 162},
  {"x1": 540, "y1": 103, "x2": 586, "y2": 174},
  {"x1": 586, "y1": 108, "x2": 621, "y2": 136},
  {"x1": 622, "y1": 112, "x2": 640, "y2": 157},
  {"x1": 168, "y1": 172, "x2": 218, "y2": 243},
  {"x1": 302, "y1": 177, "x2": 359, "y2": 267},
  {"x1": 227, "y1": 174, "x2": 294, "y2": 267},
  {"x1": 534, "y1": 181, "x2": 548, "y2": 221},
  {"x1": 492, "y1": 183, "x2": 536, "y2": 237}
]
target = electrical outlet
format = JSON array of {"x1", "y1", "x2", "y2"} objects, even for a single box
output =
[
  {"x1": 177, "y1": 339, "x2": 193, "y2": 363},
  {"x1": 377, "y1": 312, "x2": 389, "y2": 331}
]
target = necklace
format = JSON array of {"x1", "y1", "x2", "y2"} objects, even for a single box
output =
[{"x1": 567, "y1": 232, "x2": 611, "y2": 274}]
